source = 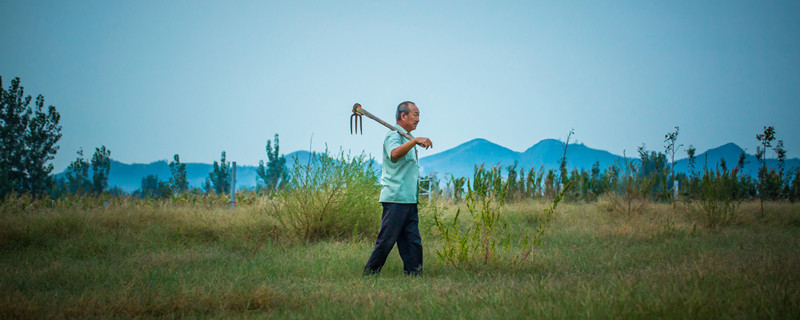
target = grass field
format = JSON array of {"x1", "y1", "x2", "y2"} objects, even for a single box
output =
[{"x1": 1, "y1": 198, "x2": 799, "y2": 319}]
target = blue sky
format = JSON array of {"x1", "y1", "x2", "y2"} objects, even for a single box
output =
[{"x1": 2, "y1": 0, "x2": 798, "y2": 172}]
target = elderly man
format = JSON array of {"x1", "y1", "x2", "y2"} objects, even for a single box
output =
[{"x1": 363, "y1": 101, "x2": 433, "y2": 276}]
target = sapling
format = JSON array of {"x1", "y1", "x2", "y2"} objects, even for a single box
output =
[
  {"x1": 756, "y1": 126, "x2": 776, "y2": 216},
  {"x1": 664, "y1": 126, "x2": 682, "y2": 200}
]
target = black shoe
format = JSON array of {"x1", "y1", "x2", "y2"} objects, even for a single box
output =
[
  {"x1": 362, "y1": 268, "x2": 380, "y2": 276},
  {"x1": 404, "y1": 266, "x2": 423, "y2": 277}
]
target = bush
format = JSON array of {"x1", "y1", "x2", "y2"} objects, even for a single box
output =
[
  {"x1": 606, "y1": 161, "x2": 649, "y2": 217},
  {"x1": 266, "y1": 150, "x2": 380, "y2": 242},
  {"x1": 684, "y1": 167, "x2": 740, "y2": 229}
]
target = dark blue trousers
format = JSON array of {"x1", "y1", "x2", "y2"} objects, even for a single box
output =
[{"x1": 363, "y1": 203, "x2": 423, "y2": 275}]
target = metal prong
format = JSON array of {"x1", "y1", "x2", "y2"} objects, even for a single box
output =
[
  {"x1": 350, "y1": 114, "x2": 354, "y2": 134},
  {"x1": 359, "y1": 115, "x2": 363, "y2": 134}
]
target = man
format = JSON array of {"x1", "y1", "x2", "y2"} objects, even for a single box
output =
[{"x1": 363, "y1": 101, "x2": 433, "y2": 276}]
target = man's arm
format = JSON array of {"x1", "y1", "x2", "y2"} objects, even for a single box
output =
[{"x1": 390, "y1": 137, "x2": 433, "y2": 161}]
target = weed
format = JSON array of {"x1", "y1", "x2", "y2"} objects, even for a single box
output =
[
  {"x1": 434, "y1": 165, "x2": 508, "y2": 267},
  {"x1": 434, "y1": 167, "x2": 573, "y2": 267},
  {"x1": 518, "y1": 181, "x2": 572, "y2": 263}
]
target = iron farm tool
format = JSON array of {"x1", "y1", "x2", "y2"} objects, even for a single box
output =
[{"x1": 350, "y1": 103, "x2": 413, "y2": 141}]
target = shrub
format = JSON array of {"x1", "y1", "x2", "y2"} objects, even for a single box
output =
[
  {"x1": 265, "y1": 150, "x2": 380, "y2": 242},
  {"x1": 607, "y1": 160, "x2": 649, "y2": 218},
  {"x1": 790, "y1": 169, "x2": 800, "y2": 203},
  {"x1": 684, "y1": 167, "x2": 740, "y2": 229},
  {"x1": 434, "y1": 165, "x2": 508, "y2": 267}
]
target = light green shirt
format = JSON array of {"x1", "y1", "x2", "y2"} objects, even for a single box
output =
[{"x1": 379, "y1": 124, "x2": 420, "y2": 203}]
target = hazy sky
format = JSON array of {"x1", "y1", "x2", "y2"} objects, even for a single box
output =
[{"x1": 2, "y1": 0, "x2": 798, "y2": 172}]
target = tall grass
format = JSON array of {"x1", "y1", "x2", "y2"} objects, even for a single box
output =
[
  {"x1": 683, "y1": 167, "x2": 740, "y2": 229},
  {"x1": 265, "y1": 150, "x2": 381, "y2": 242}
]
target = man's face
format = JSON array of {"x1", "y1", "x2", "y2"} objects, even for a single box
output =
[{"x1": 401, "y1": 104, "x2": 420, "y2": 132}]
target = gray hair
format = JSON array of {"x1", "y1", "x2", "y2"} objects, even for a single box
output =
[{"x1": 396, "y1": 101, "x2": 415, "y2": 121}]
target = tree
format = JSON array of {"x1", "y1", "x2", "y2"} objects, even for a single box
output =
[
  {"x1": 637, "y1": 146, "x2": 670, "y2": 201},
  {"x1": 505, "y1": 161, "x2": 520, "y2": 201},
  {"x1": 256, "y1": 134, "x2": 288, "y2": 192},
  {"x1": 544, "y1": 169, "x2": 556, "y2": 198},
  {"x1": 790, "y1": 168, "x2": 800, "y2": 203},
  {"x1": 756, "y1": 126, "x2": 776, "y2": 215},
  {"x1": 140, "y1": 174, "x2": 159, "y2": 197},
  {"x1": 526, "y1": 166, "x2": 544, "y2": 199},
  {"x1": 774, "y1": 140, "x2": 786, "y2": 176},
  {"x1": 139, "y1": 174, "x2": 171, "y2": 198},
  {"x1": 590, "y1": 161, "x2": 601, "y2": 196},
  {"x1": 559, "y1": 129, "x2": 574, "y2": 186},
  {"x1": 91, "y1": 146, "x2": 111, "y2": 194},
  {"x1": 448, "y1": 175, "x2": 466, "y2": 203},
  {"x1": 66, "y1": 149, "x2": 91, "y2": 194},
  {"x1": 736, "y1": 151, "x2": 747, "y2": 172},
  {"x1": 686, "y1": 145, "x2": 697, "y2": 176},
  {"x1": 773, "y1": 140, "x2": 787, "y2": 200},
  {"x1": 664, "y1": 126, "x2": 682, "y2": 190},
  {"x1": 169, "y1": 154, "x2": 188, "y2": 194},
  {"x1": 65, "y1": 147, "x2": 110, "y2": 195},
  {"x1": 205, "y1": 151, "x2": 230, "y2": 194},
  {"x1": 0, "y1": 76, "x2": 62, "y2": 198}
]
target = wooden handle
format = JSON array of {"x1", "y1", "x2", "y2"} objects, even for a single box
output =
[{"x1": 355, "y1": 106, "x2": 414, "y2": 141}]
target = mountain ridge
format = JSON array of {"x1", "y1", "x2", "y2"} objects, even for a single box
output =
[
  {"x1": 421, "y1": 139, "x2": 798, "y2": 180},
  {"x1": 55, "y1": 140, "x2": 798, "y2": 192}
]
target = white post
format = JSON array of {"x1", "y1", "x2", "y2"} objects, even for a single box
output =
[
  {"x1": 230, "y1": 161, "x2": 237, "y2": 208},
  {"x1": 673, "y1": 179, "x2": 679, "y2": 199},
  {"x1": 418, "y1": 176, "x2": 431, "y2": 203}
]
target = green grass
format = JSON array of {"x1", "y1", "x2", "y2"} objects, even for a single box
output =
[{"x1": 1, "y1": 199, "x2": 798, "y2": 319}]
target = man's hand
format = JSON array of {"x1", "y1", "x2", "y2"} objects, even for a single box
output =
[
  {"x1": 391, "y1": 137, "x2": 434, "y2": 160},
  {"x1": 414, "y1": 137, "x2": 433, "y2": 149}
]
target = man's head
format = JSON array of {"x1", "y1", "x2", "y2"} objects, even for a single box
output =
[{"x1": 396, "y1": 101, "x2": 419, "y2": 132}]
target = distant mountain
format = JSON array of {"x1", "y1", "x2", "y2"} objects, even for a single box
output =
[
  {"x1": 55, "y1": 140, "x2": 798, "y2": 192},
  {"x1": 419, "y1": 139, "x2": 519, "y2": 178},
  {"x1": 672, "y1": 143, "x2": 799, "y2": 177},
  {"x1": 420, "y1": 139, "x2": 799, "y2": 180},
  {"x1": 420, "y1": 138, "x2": 628, "y2": 178},
  {"x1": 519, "y1": 139, "x2": 626, "y2": 172}
]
